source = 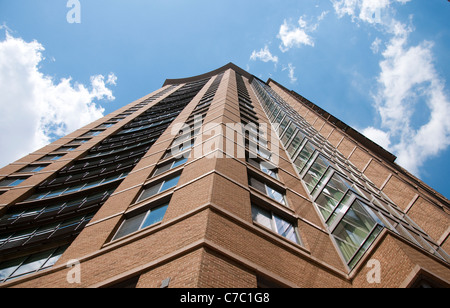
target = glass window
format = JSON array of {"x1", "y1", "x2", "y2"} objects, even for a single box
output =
[
  {"x1": 266, "y1": 186, "x2": 285, "y2": 205},
  {"x1": 160, "y1": 176, "x2": 180, "y2": 192},
  {"x1": 273, "y1": 214, "x2": 299, "y2": 244},
  {"x1": 278, "y1": 118, "x2": 290, "y2": 136},
  {"x1": 137, "y1": 175, "x2": 180, "y2": 203},
  {"x1": 81, "y1": 131, "x2": 101, "y2": 138},
  {"x1": 249, "y1": 177, "x2": 286, "y2": 206},
  {"x1": 293, "y1": 141, "x2": 315, "y2": 174},
  {"x1": 153, "y1": 157, "x2": 188, "y2": 177},
  {"x1": 113, "y1": 203, "x2": 169, "y2": 240},
  {"x1": 260, "y1": 163, "x2": 278, "y2": 180},
  {"x1": 251, "y1": 205, "x2": 300, "y2": 244},
  {"x1": 286, "y1": 131, "x2": 306, "y2": 158},
  {"x1": 331, "y1": 200, "x2": 383, "y2": 267},
  {"x1": 18, "y1": 165, "x2": 47, "y2": 173},
  {"x1": 25, "y1": 174, "x2": 125, "y2": 202},
  {"x1": 274, "y1": 112, "x2": 284, "y2": 127},
  {"x1": 165, "y1": 140, "x2": 193, "y2": 159},
  {"x1": 251, "y1": 205, "x2": 273, "y2": 230},
  {"x1": 247, "y1": 158, "x2": 278, "y2": 180},
  {"x1": 113, "y1": 212, "x2": 147, "y2": 240},
  {"x1": 0, "y1": 177, "x2": 27, "y2": 187},
  {"x1": 281, "y1": 123, "x2": 296, "y2": 145},
  {"x1": 67, "y1": 139, "x2": 88, "y2": 145},
  {"x1": 0, "y1": 257, "x2": 25, "y2": 282},
  {"x1": 96, "y1": 123, "x2": 113, "y2": 129},
  {"x1": 257, "y1": 147, "x2": 271, "y2": 160},
  {"x1": 315, "y1": 173, "x2": 353, "y2": 221},
  {"x1": 303, "y1": 155, "x2": 331, "y2": 192},
  {"x1": 0, "y1": 246, "x2": 67, "y2": 282},
  {"x1": 38, "y1": 155, "x2": 63, "y2": 162},
  {"x1": 140, "y1": 204, "x2": 168, "y2": 229},
  {"x1": 56, "y1": 146, "x2": 78, "y2": 152}
]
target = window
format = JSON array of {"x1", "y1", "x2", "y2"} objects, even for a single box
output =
[
  {"x1": 286, "y1": 131, "x2": 306, "y2": 158},
  {"x1": 18, "y1": 165, "x2": 48, "y2": 173},
  {"x1": 153, "y1": 157, "x2": 188, "y2": 177},
  {"x1": 112, "y1": 203, "x2": 169, "y2": 241},
  {"x1": 25, "y1": 173, "x2": 128, "y2": 201},
  {"x1": 0, "y1": 214, "x2": 93, "y2": 250},
  {"x1": 38, "y1": 155, "x2": 63, "y2": 162},
  {"x1": 313, "y1": 171, "x2": 354, "y2": 221},
  {"x1": 0, "y1": 177, "x2": 28, "y2": 187},
  {"x1": 164, "y1": 140, "x2": 194, "y2": 159},
  {"x1": 249, "y1": 177, "x2": 286, "y2": 206},
  {"x1": 251, "y1": 205, "x2": 300, "y2": 244},
  {"x1": 67, "y1": 139, "x2": 88, "y2": 146},
  {"x1": 137, "y1": 174, "x2": 181, "y2": 203},
  {"x1": 247, "y1": 141, "x2": 272, "y2": 161},
  {"x1": 293, "y1": 141, "x2": 315, "y2": 174},
  {"x1": 281, "y1": 123, "x2": 296, "y2": 145},
  {"x1": 172, "y1": 128, "x2": 200, "y2": 146},
  {"x1": 303, "y1": 155, "x2": 331, "y2": 192},
  {"x1": 96, "y1": 123, "x2": 113, "y2": 129},
  {"x1": 330, "y1": 199, "x2": 384, "y2": 268},
  {"x1": 81, "y1": 130, "x2": 102, "y2": 138},
  {"x1": 56, "y1": 146, "x2": 78, "y2": 152},
  {"x1": 247, "y1": 157, "x2": 278, "y2": 180},
  {"x1": 0, "y1": 246, "x2": 67, "y2": 283},
  {"x1": 0, "y1": 190, "x2": 112, "y2": 226}
]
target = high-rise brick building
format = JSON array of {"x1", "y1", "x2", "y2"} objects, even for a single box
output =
[{"x1": 0, "y1": 63, "x2": 449, "y2": 288}]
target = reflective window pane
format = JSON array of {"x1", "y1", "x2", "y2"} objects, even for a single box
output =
[
  {"x1": 332, "y1": 200, "x2": 383, "y2": 265},
  {"x1": 113, "y1": 212, "x2": 146, "y2": 240},
  {"x1": 138, "y1": 182, "x2": 162, "y2": 202},
  {"x1": 303, "y1": 155, "x2": 330, "y2": 192},
  {"x1": 294, "y1": 142, "x2": 315, "y2": 174},
  {"x1": 0, "y1": 257, "x2": 25, "y2": 282},
  {"x1": 12, "y1": 251, "x2": 50, "y2": 277},
  {"x1": 160, "y1": 175, "x2": 180, "y2": 192},
  {"x1": 273, "y1": 214, "x2": 299, "y2": 244},
  {"x1": 266, "y1": 186, "x2": 286, "y2": 205},
  {"x1": 141, "y1": 204, "x2": 169, "y2": 229},
  {"x1": 315, "y1": 173, "x2": 352, "y2": 221},
  {"x1": 251, "y1": 205, "x2": 272, "y2": 230}
]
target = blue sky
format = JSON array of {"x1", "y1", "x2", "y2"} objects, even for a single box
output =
[{"x1": 0, "y1": 0, "x2": 449, "y2": 199}]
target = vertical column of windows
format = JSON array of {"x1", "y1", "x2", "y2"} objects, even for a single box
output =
[
  {"x1": 236, "y1": 75, "x2": 302, "y2": 246},
  {"x1": 111, "y1": 76, "x2": 224, "y2": 242},
  {"x1": 251, "y1": 79, "x2": 450, "y2": 268}
]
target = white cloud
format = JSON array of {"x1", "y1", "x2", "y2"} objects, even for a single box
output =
[
  {"x1": 331, "y1": 0, "x2": 411, "y2": 25},
  {"x1": 373, "y1": 31, "x2": 450, "y2": 175},
  {"x1": 371, "y1": 37, "x2": 382, "y2": 54},
  {"x1": 331, "y1": 0, "x2": 449, "y2": 177},
  {"x1": 277, "y1": 12, "x2": 328, "y2": 52},
  {"x1": 278, "y1": 18, "x2": 315, "y2": 52},
  {"x1": 250, "y1": 45, "x2": 279, "y2": 64},
  {"x1": 282, "y1": 63, "x2": 297, "y2": 84},
  {"x1": 107, "y1": 73, "x2": 117, "y2": 86},
  {"x1": 0, "y1": 31, "x2": 116, "y2": 168},
  {"x1": 362, "y1": 126, "x2": 391, "y2": 150}
]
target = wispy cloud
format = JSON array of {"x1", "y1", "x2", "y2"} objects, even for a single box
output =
[
  {"x1": 332, "y1": 0, "x2": 450, "y2": 177},
  {"x1": 282, "y1": 63, "x2": 297, "y2": 84},
  {"x1": 331, "y1": 0, "x2": 411, "y2": 25},
  {"x1": 370, "y1": 28, "x2": 450, "y2": 175},
  {"x1": 0, "y1": 30, "x2": 116, "y2": 167},
  {"x1": 371, "y1": 37, "x2": 382, "y2": 54},
  {"x1": 250, "y1": 45, "x2": 279, "y2": 64}
]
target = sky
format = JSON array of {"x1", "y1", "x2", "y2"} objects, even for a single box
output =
[{"x1": 0, "y1": 0, "x2": 449, "y2": 199}]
